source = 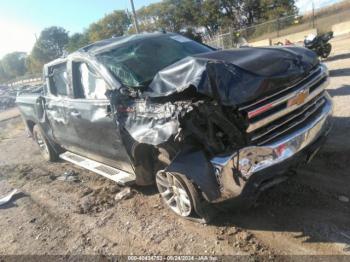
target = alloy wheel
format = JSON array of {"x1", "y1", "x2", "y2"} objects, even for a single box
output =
[{"x1": 156, "y1": 171, "x2": 193, "y2": 217}]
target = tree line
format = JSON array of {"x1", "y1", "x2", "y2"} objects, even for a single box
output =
[{"x1": 0, "y1": 0, "x2": 297, "y2": 83}]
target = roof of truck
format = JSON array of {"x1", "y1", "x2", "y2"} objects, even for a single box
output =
[
  {"x1": 79, "y1": 32, "x2": 177, "y2": 54},
  {"x1": 44, "y1": 32, "x2": 177, "y2": 68}
]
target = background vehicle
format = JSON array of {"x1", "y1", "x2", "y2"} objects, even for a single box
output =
[
  {"x1": 16, "y1": 32, "x2": 333, "y2": 221},
  {"x1": 304, "y1": 31, "x2": 333, "y2": 58}
]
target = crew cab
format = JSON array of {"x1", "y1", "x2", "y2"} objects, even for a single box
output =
[{"x1": 16, "y1": 32, "x2": 333, "y2": 221}]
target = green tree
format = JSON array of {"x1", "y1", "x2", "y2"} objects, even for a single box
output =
[
  {"x1": 243, "y1": 0, "x2": 263, "y2": 25},
  {"x1": 134, "y1": 0, "x2": 224, "y2": 37},
  {"x1": 27, "y1": 26, "x2": 68, "y2": 73},
  {"x1": 136, "y1": 3, "x2": 164, "y2": 32},
  {"x1": 259, "y1": 0, "x2": 297, "y2": 20},
  {"x1": 0, "y1": 61, "x2": 10, "y2": 83},
  {"x1": 135, "y1": 0, "x2": 196, "y2": 33},
  {"x1": 87, "y1": 22, "x2": 105, "y2": 42},
  {"x1": 25, "y1": 55, "x2": 43, "y2": 74},
  {"x1": 196, "y1": 0, "x2": 222, "y2": 36},
  {"x1": 1, "y1": 52, "x2": 27, "y2": 78},
  {"x1": 87, "y1": 10, "x2": 131, "y2": 42},
  {"x1": 27, "y1": 26, "x2": 69, "y2": 73},
  {"x1": 66, "y1": 33, "x2": 90, "y2": 53},
  {"x1": 15, "y1": 0, "x2": 299, "y2": 77}
]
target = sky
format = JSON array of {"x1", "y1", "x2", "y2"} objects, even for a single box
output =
[
  {"x1": 0, "y1": 0, "x2": 341, "y2": 58},
  {"x1": 0, "y1": 0, "x2": 159, "y2": 58},
  {"x1": 296, "y1": 0, "x2": 342, "y2": 13}
]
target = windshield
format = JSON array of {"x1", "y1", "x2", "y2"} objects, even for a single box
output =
[{"x1": 96, "y1": 35, "x2": 213, "y2": 88}]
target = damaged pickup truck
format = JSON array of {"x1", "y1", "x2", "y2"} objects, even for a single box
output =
[{"x1": 16, "y1": 32, "x2": 333, "y2": 220}]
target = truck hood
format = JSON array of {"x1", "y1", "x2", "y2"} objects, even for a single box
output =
[
  {"x1": 146, "y1": 46, "x2": 319, "y2": 107},
  {"x1": 115, "y1": 46, "x2": 319, "y2": 146}
]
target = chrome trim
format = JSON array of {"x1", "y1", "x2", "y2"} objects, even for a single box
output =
[
  {"x1": 247, "y1": 75, "x2": 329, "y2": 133},
  {"x1": 211, "y1": 93, "x2": 333, "y2": 178},
  {"x1": 251, "y1": 94, "x2": 326, "y2": 144},
  {"x1": 240, "y1": 64, "x2": 327, "y2": 111}
]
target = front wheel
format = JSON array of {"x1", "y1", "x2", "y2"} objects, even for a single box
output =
[
  {"x1": 33, "y1": 125, "x2": 58, "y2": 162},
  {"x1": 156, "y1": 171, "x2": 200, "y2": 218}
]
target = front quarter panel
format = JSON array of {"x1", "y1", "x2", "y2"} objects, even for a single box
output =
[{"x1": 165, "y1": 146, "x2": 220, "y2": 202}]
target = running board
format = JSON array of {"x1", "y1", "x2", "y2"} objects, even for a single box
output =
[{"x1": 59, "y1": 151, "x2": 136, "y2": 186}]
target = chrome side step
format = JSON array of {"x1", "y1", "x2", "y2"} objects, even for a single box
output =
[{"x1": 59, "y1": 151, "x2": 136, "y2": 186}]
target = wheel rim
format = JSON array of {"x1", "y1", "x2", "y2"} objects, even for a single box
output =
[
  {"x1": 156, "y1": 172, "x2": 192, "y2": 217},
  {"x1": 35, "y1": 131, "x2": 49, "y2": 155}
]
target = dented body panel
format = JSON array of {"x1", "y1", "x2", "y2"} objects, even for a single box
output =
[
  {"x1": 16, "y1": 32, "x2": 333, "y2": 205},
  {"x1": 147, "y1": 47, "x2": 319, "y2": 106}
]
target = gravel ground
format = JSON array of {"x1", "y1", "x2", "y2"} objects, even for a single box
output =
[{"x1": 0, "y1": 35, "x2": 350, "y2": 259}]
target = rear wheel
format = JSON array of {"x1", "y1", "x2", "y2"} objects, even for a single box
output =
[
  {"x1": 321, "y1": 43, "x2": 332, "y2": 58},
  {"x1": 33, "y1": 125, "x2": 58, "y2": 162}
]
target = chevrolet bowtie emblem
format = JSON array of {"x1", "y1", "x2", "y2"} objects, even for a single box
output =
[{"x1": 288, "y1": 89, "x2": 309, "y2": 107}]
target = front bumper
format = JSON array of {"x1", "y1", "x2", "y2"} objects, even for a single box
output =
[{"x1": 210, "y1": 92, "x2": 333, "y2": 203}]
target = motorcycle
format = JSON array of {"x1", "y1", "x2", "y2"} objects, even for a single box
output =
[{"x1": 304, "y1": 31, "x2": 333, "y2": 58}]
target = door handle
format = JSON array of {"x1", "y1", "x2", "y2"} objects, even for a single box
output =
[{"x1": 70, "y1": 111, "x2": 81, "y2": 118}]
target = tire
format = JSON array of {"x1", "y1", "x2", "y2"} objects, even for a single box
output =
[
  {"x1": 32, "y1": 125, "x2": 58, "y2": 162},
  {"x1": 156, "y1": 147, "x2": 217, "y2": 222},
  {"x1": 156, "y1": 171, "x2": 200, "y2": 218},
  {"x1": 321, "y1": 43, "x2": 332, "y2": 58}
]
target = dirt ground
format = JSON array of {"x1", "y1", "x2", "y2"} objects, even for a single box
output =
[{"x1": 1, "y1": 35, "x2": 350, "y2": 259}]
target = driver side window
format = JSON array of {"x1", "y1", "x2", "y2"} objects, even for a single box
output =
[
  {"x1": 73, "y1": 62, "x2": 107, "y2": 99},
  {"x1": 49, "y1": 63, "x2": 68, "y2": 97}
]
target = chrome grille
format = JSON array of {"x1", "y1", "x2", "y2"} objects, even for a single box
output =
[{"x1": 240, "y1": 64, "x2": 329, "y2": 145}]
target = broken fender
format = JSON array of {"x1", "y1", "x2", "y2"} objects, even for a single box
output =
[{"x1": 164, "y1": 147, "x2": 220, "y2": 202}]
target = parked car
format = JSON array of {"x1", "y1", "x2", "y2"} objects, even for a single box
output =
[{"x1": 16, "y1": 32, "x2": 333, "y2": 221}]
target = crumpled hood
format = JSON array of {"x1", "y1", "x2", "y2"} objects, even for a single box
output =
[{"x1": 146, "y1": 46, "x2": 319, "y2": 107}]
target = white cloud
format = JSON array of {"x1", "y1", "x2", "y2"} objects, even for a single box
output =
[{"x1": 0, "y1": 18, "x2": 39, "y2": 58}]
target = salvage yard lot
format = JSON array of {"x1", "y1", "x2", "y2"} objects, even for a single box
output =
[{"x1": 0, "y1": 35, "x2": 350, "y2": 257}]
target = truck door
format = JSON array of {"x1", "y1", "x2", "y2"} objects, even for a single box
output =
[
  {"x1": 45, "y1": 62, "x2": 72, "y2": 147},
  {"x1": 64, "y1": 61, "x2": 134, "y2": 174}
]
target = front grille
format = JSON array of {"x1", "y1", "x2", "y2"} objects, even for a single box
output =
[{"x1": 239, "y1": 64, "x2": 329, "y2": 146}]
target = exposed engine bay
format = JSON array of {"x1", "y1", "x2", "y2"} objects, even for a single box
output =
[{"x1": 108, "y1": 46, "x2": 319, "y2": 161}]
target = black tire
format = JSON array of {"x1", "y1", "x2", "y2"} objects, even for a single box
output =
[
  {"x1": 32, "y1": 125, "x2": 58, "y2": 162},
  {"x1": 321, "y1": 43, "x2": 332, "y2": 58}
]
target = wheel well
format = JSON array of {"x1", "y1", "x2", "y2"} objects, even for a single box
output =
[
  {"x1": 26, "y1": 120, "x2": 36, "y2": 135},
  {"x1": 132, "y1": 143, "x2": 161, "y2": 185}
]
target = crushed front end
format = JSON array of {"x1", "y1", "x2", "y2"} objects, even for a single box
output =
[
  {"x1": 104, "y1": 42, "x2": 333, "y2": 208},
  {"x1": 210, "y1": 63, "x2": 333, "y2": 203}
]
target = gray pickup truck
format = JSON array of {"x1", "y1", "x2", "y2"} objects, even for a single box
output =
[{"x1": 17, "y1": 32, "x2": 333, "y2": 221}]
